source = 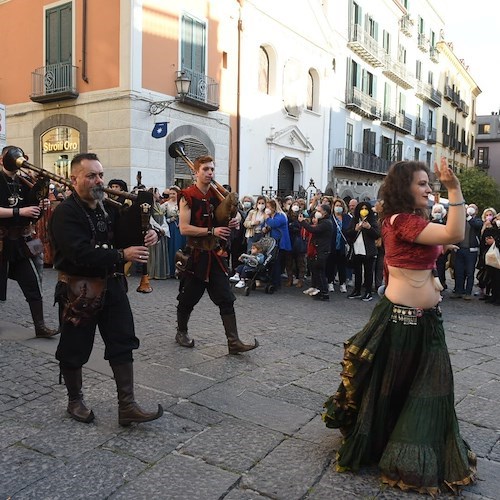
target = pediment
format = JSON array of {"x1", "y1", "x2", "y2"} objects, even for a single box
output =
[{"x1": 266, "y1": 125, "x2": 314, "y2": 153}]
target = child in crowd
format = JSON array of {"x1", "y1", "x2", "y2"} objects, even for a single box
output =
[{"x1": 229, "y1": 242, "x2": 266, "y2": 288}]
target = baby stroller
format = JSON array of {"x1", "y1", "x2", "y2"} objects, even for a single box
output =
[{"x1": 239, "y1": 236, "x2": 278, "y2": 296}]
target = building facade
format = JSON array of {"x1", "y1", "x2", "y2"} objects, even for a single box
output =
[{"x1": 476, "y1": 112, "x2": 500, "y2": 186}]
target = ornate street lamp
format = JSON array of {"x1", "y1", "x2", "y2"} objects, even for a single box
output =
[{"x1": 174, "y1": 71, "x2": 191, "y2": 98}]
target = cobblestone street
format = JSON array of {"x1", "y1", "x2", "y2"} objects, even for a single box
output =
[{"x1": 1, "y1": 268, "x2": 499, "y2": 499}]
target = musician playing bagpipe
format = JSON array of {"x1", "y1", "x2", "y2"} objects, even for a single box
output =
[
  {"x1": 175, "y1": 154, "x2": 258, "y2": 354},
  {"x1": 49, "y1": 153, "x2": 163, "y2": 425},
  {"x1": 0, "y1": 145, "x2": 58, "y2": 338}
]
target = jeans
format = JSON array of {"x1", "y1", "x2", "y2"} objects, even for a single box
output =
[{"x1": 453, "y1": 248, "x2": 478, "y2": 295}]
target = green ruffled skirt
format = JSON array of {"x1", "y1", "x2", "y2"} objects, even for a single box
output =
[{"x1": 323, "y1": 296, "x2": 476, "y2": 495}]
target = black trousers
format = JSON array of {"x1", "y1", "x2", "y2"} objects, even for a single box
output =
[
  {"x1": 311, "y1": 252, "x2": 329, "y2": 295},
  {"x1": 0, "y1": 256, "x2": 42, "y2": 303},
  {"x1": 177, "y1": 261, "x2": 235, "y2": 319},
  {"x1": 55, "y1": 276, "x2": 139, "y2": 369}
]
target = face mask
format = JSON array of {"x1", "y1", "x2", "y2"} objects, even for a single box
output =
[
  {"x1": 466, "y1": 207, "x2": 475, "y2": 216},
  {"x1": 265, "y1": 208, "x2": 272, "y2": 215},
  {"x1": 257, "y1": 203, "x2": 265, "y2": 210},
  {"x1": 359, "y1": 209, "x2": 369, "y2": 218},
  {"x1": 486, "y1": 215, "x2": 493, "y2": 222},
  {"x1": 496, "y1": 220, "x2": 500, "y2": 228},
  {"x1": 432, "y1": 212, "x2": 443, "y2": 220},
  {"x1": 315, "y1": 211, "x2": 323, "y2": 219},
  {"x1": 243, "y1": 201, "x2": 252, "y2": 209},
  {"x1": 291, "y1": 205, "x2": 300, "y2": 212},
  {"x1": 334, "y1": 206, "x2": 343, "y2": 214}
]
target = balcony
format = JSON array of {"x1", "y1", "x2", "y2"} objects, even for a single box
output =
[
  {"x1": 381, "y1": 108, "x2": 412, "y2": 134},
  {"x1": 429, "y1": 46, "x2": 439, "y2": 63},
  {"x1": 415, "y1": 81, "x2": 442, "y2": 107},
  {"x1": 175, "y1": 68, "x2": 219, "y2": 111},
  {"x1": 345, "y1": 86, "x2": 382, "y2": 120},
  {"x1": 461, "y1": 143, "x2": 468, "y2": 156},
  {"x1": 347, "y1": 23, "x2": 384, "y2": 67},
  {"x1": 443, "y1": 133, "x2": 450, "y2": 147},
  {"x1": 331, "y1": 148, "x2": 391, "y2": 175},
  {"x1": 382, "y1": 55, "x2": 414, "y2": 89},
  {"x1": 415, "y1": 119, "x2": 426, "y2": 140},
  {"x1": 417, "y1": 33, "x2": 429, "y2": 52},
  {"x1": 427, "y1": 128, "x2": 437, "y2": 144},
  {"x1": 400, "y1": 14, "x2": 413, "y2": 37},
  {"x1": 462, "y1": 102, "x2": 469, "y2": 117},
  {"x1": 30, "y1": 63, "x2": 79, "y2": 103},
  {"x1": 444, "y1": 85, "x2": 453, "y2": 101}
]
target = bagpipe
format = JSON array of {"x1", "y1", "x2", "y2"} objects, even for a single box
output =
[{"x1": 2, "y1": 147, "x2": 154, "y2": 292}]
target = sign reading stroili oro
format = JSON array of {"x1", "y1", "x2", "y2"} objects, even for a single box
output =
[{"x1": 41, "y1": 126, "x2": 80, "y2": 178}]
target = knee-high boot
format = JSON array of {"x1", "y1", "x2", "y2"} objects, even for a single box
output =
[
  {"x1": 175, "y1": 309, "x2": 194, "y2": 347},
  {"x1": 221, "y1": 313, "x2": 259, "y2": 355},
  {"x1": 28, "y1": 300, "x2": 59, "y2": 338},
  {"x1": 60, "y1": 367, "x2": 95, "y2": 423},
  {"x1": 111, "y1": 362, "x2": 163, "y2": 426}
]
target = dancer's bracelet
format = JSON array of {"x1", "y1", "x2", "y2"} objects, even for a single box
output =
[{"x1": 448, "y1": 201, "x2": 465, "y2": 206}]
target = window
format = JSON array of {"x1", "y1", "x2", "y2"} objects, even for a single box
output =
[
  {"x1": 426, "y1": 151, "x2": 432, "y2": 167},
  {"x1": 427, "y1": 71, "x2": 433, "y2": 86},
  {"x1": 306, "y1": 70, "x2": 317, "y2": 111},
  {"x1": 398, "y1": 44, "x2": 406, "y2": 64},
  {"x1": 382, "y1": 30, "x2": 390, "y2": 54},
  {"x1": 258, "y1": 46, "x2": 270, "y2": 94},
  {"x1": 181, "y1": 14, "x2": 206, "y2": 75},
  {"x1": 428, "y1": 109, "x2": 434, "y2": 129},
  {"x1": 414, "y1": 147, "x2": 420, "y2": 161},
  {"x1": 362, "y1": 69, "x2": 375, "y2": 96},
  {"x1": 46, "y1": 2, "x2": 72, "y2": 68},
  {"x1": 478, "y1": 123, "x2": 491, "y2": 134},
  {"x1": 362, "y1": 128, "x2": 376, "y2": 155},
  {"x1": 346, "y1": 123, "x2": 354, "y2": 150},
  {"x1": 366, "y1": 15, "x2": 378, "y2": 40},
  {"x1": 478, "y1": 147, "x2": 489, "y2": 165},
  {"x1": 415, "y1": 60, "x2": 422, "y2": 81}
]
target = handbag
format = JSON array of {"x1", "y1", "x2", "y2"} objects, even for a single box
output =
[
  {"x1": 485, "y1": 241, "x2": 500, "y2": 269},
  {"x1": 346, "y1": 242, "x2": 355, "y2": 265},
  {"x1": 25, "y1": 238, "x2": 44, "y2": 257}
]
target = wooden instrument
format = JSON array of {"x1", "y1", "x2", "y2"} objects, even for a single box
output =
[{"x1": 168, "y1": 141, "x2": 239, "y2": 225}]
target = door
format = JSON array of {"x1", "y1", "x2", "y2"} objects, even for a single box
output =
[{"x1": 277, "y1": 159, "x2": 294, "y2": 197}]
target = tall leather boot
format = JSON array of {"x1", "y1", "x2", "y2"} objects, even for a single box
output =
[
  {"x1": 175, "y1": 310, "x2": 194, "y2": 347},
  {"x1": 136, "y1": 273, "x2": 153, "y2": 293},
  {"x1": 28, "y1": 300, "x2": 59, "y2": 338},
  {"x1": 60, "y1": 367, "x2": 95, "y2": 423},
  {"x1": 111, "y1": 362, "x2": 163, "y2": 426},
  {"x1": 221, "y1": 313, "x2": 259, "y2": 355}
]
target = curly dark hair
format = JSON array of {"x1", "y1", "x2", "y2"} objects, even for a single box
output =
[{"x1": 379, "y1": 160, "x2": 430, "y2": 220}]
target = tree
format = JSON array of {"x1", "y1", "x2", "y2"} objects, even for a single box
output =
[{"x1": 457, "y1": 167, "x2": 500, "y2": 212}]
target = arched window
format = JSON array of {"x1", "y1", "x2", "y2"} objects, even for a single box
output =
[
  {"x1": 306, "y1": 71, "x2": 314, "y2": 111},
  {"x1": 258, "y1": 46, "x2": 270, "y2": 94}
]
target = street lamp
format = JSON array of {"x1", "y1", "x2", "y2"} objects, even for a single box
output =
[{"x1": 149, "y1": 70, "x2": 192, "y2": 115}]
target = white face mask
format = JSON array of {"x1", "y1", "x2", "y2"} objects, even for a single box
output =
[
  {"x1": 265, "y1": 208, "x2": 272, "y2": 215},
  {"x1": 334, "y1": 206, "x2": 343, "y2": 214},
  {"x1": 243, "y1": 201, "x2": 252, "y2": 209},
  {"x1": 432, "y1": 212, "x2": 443, "y2": 220},
  {"x1": 257, "y1": 203, "x2": 265, "y2": 211},
  {"x1": 466, "y1": 207, "x2": 476, "y2": 216},
  {"x1": 496, "y1": 220, "x2": 500, "y2": 228},
  {"x1": 315, "y1": 211, "x2": 323, "y2": 219},
  {"x1": 291, "y1": 205, "x2": 300, "y2": 212}
]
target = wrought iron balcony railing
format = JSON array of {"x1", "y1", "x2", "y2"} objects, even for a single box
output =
[
  {"x1": 176, "y1": 68, "x2": 219, "y2": 111},
  {"x1": 331, "y1": 148, "x2": 391, "y2": 175},
  {"x1": 30, "y1": 63, "x2": 79, "y2": 103}
]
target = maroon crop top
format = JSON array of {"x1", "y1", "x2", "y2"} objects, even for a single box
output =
[{"x1": 382, "y1": 213, "x2": 441, "y2": 270}]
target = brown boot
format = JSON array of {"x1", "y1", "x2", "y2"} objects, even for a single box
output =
[
  {"x1": 175, "y1": 330, "x2": 194, "y2": 347},
  {"x1": 221, "y1": 313, "x2": 259, "y2": 355},
  {"x1": 285, "y1": 277, "x2": 293, "y2": 287},
  {"x1": 176, "y1": 310, "x2": 194, "y2": 347},
  {"x1": 136, "y1": 274, "x2": 153, "y2": 293},
  {"x1": 29, "y1": 301, "x2": 59, "y2": 338},
  {"x1": 60, "y1": 367, "x2": 95, "y2": 423},
  {"x1": 111, "y1": 363, "x2": 163, "y2": 426},
  {"x1": 295, "y1": 279, "x2": 304, "y2": 288}
]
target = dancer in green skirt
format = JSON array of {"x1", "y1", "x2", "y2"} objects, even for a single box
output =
[{"x1": 323, "y1": 158, "x2": 476, "y2": 496}]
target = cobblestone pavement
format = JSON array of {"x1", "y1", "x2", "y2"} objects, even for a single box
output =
[{"x1": 1, "y1": 268, "x2": 499, "y2": 499}]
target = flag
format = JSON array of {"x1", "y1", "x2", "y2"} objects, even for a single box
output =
[{"x1": 152, "y1": 122, "x2": 168, "y2": 139}]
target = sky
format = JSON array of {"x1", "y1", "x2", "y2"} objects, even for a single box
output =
[{"x1": 442, "y1": 0, "x2": 500, "y2": 115}]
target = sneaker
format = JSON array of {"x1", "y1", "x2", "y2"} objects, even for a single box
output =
[
  {"x1": 339, "y1": 283, "x2": 347, "y2": 293},
  {"x1": 235, "y1": 280, "x2": 246, "y2": 289},
  {"x1": 303, "y1": 287, "x2": 315, "y2": 295},
  {"x1": 347, "y1": 279, "x2": 354, "y2": 287},
  {"x1": 229, "y1": 273, "x2": 240, "y2": 283},
  {"x1": 309, "y1": 288, "x2": 321, "y2": 296},
  {"x1": 462, "y1": 294, "x2": 472, "y2": 301},
  {"x1": 348, "y1": 291, "x2": 362, "y2": 299},
  {"x1": 328, "y1": 283, "x2": 335, "y2": 292},
  {"x1": 362, "y1": 292, "x2": 373, "y2": 302}
]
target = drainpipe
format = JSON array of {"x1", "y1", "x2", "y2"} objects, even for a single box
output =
[
  {"x1": 82, "y1": 0, "x2": 89, "y2": 83},
  {"x1": 236, "y1": 1, "x2": 243, "y2": 192}
]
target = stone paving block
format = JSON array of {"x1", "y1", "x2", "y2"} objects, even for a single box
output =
[
  {"x1": 294, "y1": 414, "x2": 342, "y2": 448},
  {"x1": 223, "y1": 487, "x2": 270, "y2": 499},
  {"x1": 245, "y1": 362, "x2": 311, "y2": 389},
  {"x1": 293, "y1": 367, "x2": 340, "y2": 396},
  {"x1": 462, "y1": 457, "x2": 500, "y2": 499},
  {"x1": 187, "y1": 355, "x2": 255, "y2": 381},
  {"x1": 14, "y1": 449, "x2": 146, "y2": 500},
  {"x1": 473, "y1": 379, "x2": 500, "y2": 402},
  {"x1": 459, "y1": 421, "x2": 500, "y2": 459},
  {"x1": 179, "y1": 417, "x2": 284, "y2": 473},
  {"x1": 192, "y1": 381, "x2": 315, "y2": 435},
  {"x1": 104, "y1": 411, "x2": 204, "y2": 463},
  {"x1": 169, "y1": 400, "x2": 226, "y2": 426},
  {"x1": 456, "y1": 395, "x2": 500, "y2": 430},
  {"x1": 110, "y1": 452, "x2": 240, "y2": 499},
  {"x1": 241, "y1": 437, "x2": 332, "y2": 499},
  {"x1": 449, "y1": 350, "x2": 495, "y2": 370},
  {"x1": 0, "y1": 418, "x2": 41, "y2": 450},
  {"x1": 257, "y1": 383, "x2": 327, "y2": 412},
  {"x1": 0, "y1": 445, "x2": 64, "y2": 498},
  {"x1": 486, "y1": 437, "x2": 500, "y2": 462},
  {"x1": 476, "y1": 360, "x2": 500, "y2": 377}
]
